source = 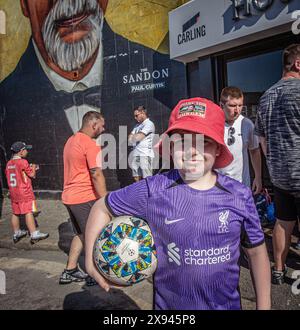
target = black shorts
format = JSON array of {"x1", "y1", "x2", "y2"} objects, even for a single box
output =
[
  {"x1": 273, "y1": 186, "x2": 300, "y2": 221},
  {"x1": 64, "y1": 200, "x2": 96, "y2": 235}
]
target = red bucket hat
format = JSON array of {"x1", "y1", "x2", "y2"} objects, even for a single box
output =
[{"x1": 159, "y1": 97, "x2": 233, "y2": 169}]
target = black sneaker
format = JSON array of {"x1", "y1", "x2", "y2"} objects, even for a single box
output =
[
  {"x1": 85, "y1": 276, "x2": 98, "y2": 287},
  {"x1": 59, "y1": 267, "x2": 88, "y2": 284},
  {"x1": 271, "y1": 265, "x2": 288, "y2": 285}
]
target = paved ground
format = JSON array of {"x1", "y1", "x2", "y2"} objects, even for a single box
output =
[
  {"x1": 0, "y1": 248, "x2": 153, "y2": 310},
  {"x1": 0, "y1": 198, "x2": 299, "y2": 310},
  {"x1": 0, "y1": 198, "x2": 69, "y2": 251}
]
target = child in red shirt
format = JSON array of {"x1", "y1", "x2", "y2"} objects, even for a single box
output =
[{"x1": 5, "y1": 142, "x2": 49, "y2": 244}]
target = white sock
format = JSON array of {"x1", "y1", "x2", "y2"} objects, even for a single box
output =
[{"x1": 31, "y1": 230, "x2": 39, "y2": 238}]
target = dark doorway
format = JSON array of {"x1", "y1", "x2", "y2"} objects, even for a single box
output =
[{"x1": 218, "y1": 32, "x2": 300, "y2": 190}]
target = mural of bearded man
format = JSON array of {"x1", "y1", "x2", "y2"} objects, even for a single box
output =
[
  {"x1": 0, "y1": 0, "x2": 188, "y2": 192},
  {"x1": 21, "y1": 0, "x2": 107, "y2": 87},
  {"x1": 0, "y1": 0, "x2": 108, "y2": 192}
]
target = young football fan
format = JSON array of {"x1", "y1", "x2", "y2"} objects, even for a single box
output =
[
  {"x1": 5, "y1": 142, "x2": 49, "y2": 244},
  {"x1": 85, "y1": 98, "x2": 271, "y2": 310}
]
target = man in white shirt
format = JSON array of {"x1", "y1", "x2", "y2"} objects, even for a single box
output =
[
  {"x1": 128, "y1": 106, "x2": 155, "y2": 181},
  {"x1": 218, "y1": 87, "x2": 262, "y2": 194}
]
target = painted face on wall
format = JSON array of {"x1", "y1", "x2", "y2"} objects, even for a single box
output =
[{"x1": 20, "y1": 0, "x2": 107, "y2": 81}]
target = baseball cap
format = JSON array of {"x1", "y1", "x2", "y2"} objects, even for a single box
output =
[
  {"x1": 159, "y1": 97, "x2": 233, "y2": 169},
  {"x1": 10, "y1": 141, "x2": 32, "y2": 153}
]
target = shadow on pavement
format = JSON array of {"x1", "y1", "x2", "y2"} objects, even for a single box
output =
[
  {"x1": 58, "y1": 220, "x2": 88, "y2": 273},
  {"x1": 58, "y1": 219, "x2": 75, "y2": 255},
  {"x1": 63, "y1": 286, "x2": 141, "y2": 310},
  {"x1": 19, "y1": 215, "x2": 39, "y2": 231}
]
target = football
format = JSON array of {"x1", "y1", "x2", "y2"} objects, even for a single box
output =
[{"x1": 93, "y1": 215, "x2": 157, "y2": 285}]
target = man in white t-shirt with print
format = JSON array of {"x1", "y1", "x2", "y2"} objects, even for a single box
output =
[
  {"x1": 218, "y1": 87, "x2": 262, "y2": 194},
  {"x1": 128, "y1": 105, "x2": 155, "y2": 181}
]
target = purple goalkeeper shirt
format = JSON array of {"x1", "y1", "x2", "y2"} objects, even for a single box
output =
[{"x1": 105, "y1": 170, "x2": 264, "y2": 310}]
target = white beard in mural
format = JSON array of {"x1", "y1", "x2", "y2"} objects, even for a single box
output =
[{"x1": 42, "y1": 0, "x2": 103, "y2": 72}]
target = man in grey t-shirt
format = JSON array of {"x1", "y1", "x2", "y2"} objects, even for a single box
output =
[
  {"x1": 128, "y1": 105, "x2": 155, "y2": 181},
  {"x1": 255, "y1": 44, "x2": 300, "y2": 285}
]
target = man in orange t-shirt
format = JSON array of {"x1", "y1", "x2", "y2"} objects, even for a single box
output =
[{"x1": 60, "y1": 111, "x2": 107, "y2": 285}]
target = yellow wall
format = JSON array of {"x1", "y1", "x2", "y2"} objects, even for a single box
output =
[{"x1": 0, "y1": 1, "x2": 31, "y2": 82}]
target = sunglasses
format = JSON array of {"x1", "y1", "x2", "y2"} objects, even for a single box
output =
[{"x1": 227, "y1": 127, "x2": 235, "y2": 146}]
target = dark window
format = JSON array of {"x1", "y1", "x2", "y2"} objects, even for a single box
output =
[
  {"x1": 187, "y1": 61, "x2": 200, "y2": 98},
  {"x1": 227, "y1": 50, "x2": 282, "y2": 93}
]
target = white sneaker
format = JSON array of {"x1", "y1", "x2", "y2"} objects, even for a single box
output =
[
  {"x1": 30, "y1": 231, "x2": 49, "y2": 244},
  {"x1": 13, "y1": 230, "x2": 28, "y2": 243}
]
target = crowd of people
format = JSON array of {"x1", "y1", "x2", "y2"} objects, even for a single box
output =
[{"x1": 4, "y1": 43, "x2": 300, "y2": 310}]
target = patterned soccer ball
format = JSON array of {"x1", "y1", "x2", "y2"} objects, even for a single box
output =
[{"x1": 93, "y1": 215, "x2": 157, "y2": 286}]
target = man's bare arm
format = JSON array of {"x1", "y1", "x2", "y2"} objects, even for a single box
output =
[
  {"x1": 85, "y1": 197, "x2": 112, "y2": 291},
  {"x1": 90, "y1": 167, "x2": 107, "y2": 198},
  {"x1": 259, "y1": 136, "x2": 267, "y2": 157},
  {"x1": 249, "y1": 148, "x2": 262, "y2": 194},
  {"x1": 129, "y1": 132, "x2": 146, "y2": 143}
]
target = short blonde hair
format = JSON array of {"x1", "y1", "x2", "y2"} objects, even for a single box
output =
[{"x1": 82, "y1": 111, "x2": 103, "y2": 126}]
